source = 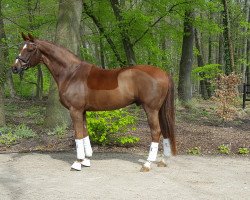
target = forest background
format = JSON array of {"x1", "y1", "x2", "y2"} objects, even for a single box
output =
[{"x1": 0, "y1": 0, "x2": 249, "y2": 153}]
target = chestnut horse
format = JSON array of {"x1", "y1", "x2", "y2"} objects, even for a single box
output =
[{"x1": 12, "y1": 33, "x2": 176, "y2": 172}]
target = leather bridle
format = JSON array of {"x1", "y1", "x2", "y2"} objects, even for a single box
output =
[{"x1": 16, "y1": 42, "x2": 38, "y2": 70}]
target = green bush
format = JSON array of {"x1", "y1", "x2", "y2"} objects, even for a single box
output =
[
  {"x1": 47, "y1": 124, "x2": 67, "y2": 138},
  {"x1": 187, "y1": 147, "x2": 201, "y2": 155},
  {"x1": 238, "y1": 147, "x2": 249, "y2": 155},
  {"x1": 192, "y1": 64, "x2": 222, "y2": 81},
  {"x1": 0, "y1": 124, "x2": 36, "y2": 146},
  {"x1": 86, "y1": 109, "x2": 139, "y2": 146},
  {"x1": 0, "y1": 127, "x2": 17, "y2": 146},
  {"x1": 218, "y1": 144, "x2": 230, "y2": 155},
  {"x1": 15, "y1": 124, "x2": 37, "y2": 139}
]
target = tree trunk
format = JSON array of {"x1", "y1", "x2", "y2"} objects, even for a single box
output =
[
  {"x1": 243, "y1": 0, "x2": 250, "y2": 83},
  {"x1": 44, "y1": 0, "x2": 83, "y2": 129},
  {"x1": 221, "y1": 0, "x2": 235, "y2": 75},
  {"x1": 178, "y1": 10, "x2": 194, "y2": 103},
  {"x1": 110, "y1": 0, "x2": 136, "y2": 66},
  {"x1": 0, "y1": 0, "x2": 6, "y2": 126},
  {"x1": 194, "y1": 29, "x2": 209, "y2": 99},
  {"x1": 247, "y1": 8, "x2": 250, "y2": 85},
  {"x1": 99, "y1": 37, "x2": 105, "y2": 68},
  {"x1": 0, "y1": 86, "x2": 5, "y2": 126},
  {"x1": 36, "y1": 65, "x2": 43, "y2": 100},
  {"x1": 6, "y1": 70, "x2": 16, "y2": 98}
]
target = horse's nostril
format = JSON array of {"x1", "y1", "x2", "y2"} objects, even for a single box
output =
[{"x1": 12, "y1": 66, "x2": 18, "y2": 73}]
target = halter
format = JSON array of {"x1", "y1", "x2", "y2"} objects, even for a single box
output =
[{"x1": 16, "y1": 42, "x2": 38, "y2": 70}]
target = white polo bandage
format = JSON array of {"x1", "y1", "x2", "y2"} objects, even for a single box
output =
[
  {"x1": 163, "y1": 138, "x2": 171, "y2": 157},
  {"x1": 147, "y1": 142, "x2": 159, "y2": 162},
  {"x1": 143, "y1": 161, "x2": 151, "y2": 169},
  {"x1": 75, "y1": 139, "x2": 85, "y2": 159},
  {"x1": 71, "y1": 161, "x2": 81, "y2": 171},
  {"x1": 83, "y1": 136, "x2": 93, "y2": 157}
]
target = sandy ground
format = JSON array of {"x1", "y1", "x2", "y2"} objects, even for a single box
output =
[{"x1": 0, "y1": 152, "x2": 249, "y2": 200}]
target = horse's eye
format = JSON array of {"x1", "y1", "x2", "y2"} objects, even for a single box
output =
[{"x1": 27, "y1": 46, "x2": 34, "y2": 52}]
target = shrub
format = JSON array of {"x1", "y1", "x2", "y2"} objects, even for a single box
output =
[
  {"x1": 15, "y1": 124, "x2": 37, "y2": 139},
  {"x1": 218, "y1": 144, "x2": 230, "y2": 155},
  {"x1": 187, "y1": 147, "x2": 201, "y2": 155},
  {"x1": 47, "y1": 124, "x2": 67, "y2": 138},
  {"x1": 0, "y1": 124, "x2": 36, "y2": 146},
  {"x1": 192, "y1": 64, "x2": 223, "y2": 82},
  {"x1": 212, "y1": 73, "x2": 241, "y2": 121},
  {"x1": 0, "y1": 127, "x2": 17, "y2": 146},
  {"x1": 238, "y1": 147, "x2": 249, "y2": 155},
  {"x1": 86, "y1": 109, "x2": 139, "y2": 146}
]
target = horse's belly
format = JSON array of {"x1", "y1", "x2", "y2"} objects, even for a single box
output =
[{"x1": 85, "y1": 89, "x2": 134, "y2": 111}]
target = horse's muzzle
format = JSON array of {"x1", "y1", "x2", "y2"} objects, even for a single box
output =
[{"x1": 12, "y1": 66, "x2": 23, "y2": 74}]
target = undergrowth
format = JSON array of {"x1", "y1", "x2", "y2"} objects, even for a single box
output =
[{"x1": 0, "y1": 124, "x2": 37, "y2": 146}]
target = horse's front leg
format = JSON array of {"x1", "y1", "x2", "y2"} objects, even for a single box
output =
[{"x1": 70, "y1": 109, "x2": 92, "y2": 171}]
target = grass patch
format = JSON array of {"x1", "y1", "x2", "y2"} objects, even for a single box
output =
[{"x1": 0, "y1": 124, "x2": 37, "y2": 146}]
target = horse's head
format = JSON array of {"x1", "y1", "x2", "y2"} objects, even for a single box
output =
[{"x1": 12, "y1": 33, "x2": 42, "y2": 74}]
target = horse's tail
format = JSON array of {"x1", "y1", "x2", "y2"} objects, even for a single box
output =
[{"x1": 159, "y1": 75, "x2": 177, "y2": 155}]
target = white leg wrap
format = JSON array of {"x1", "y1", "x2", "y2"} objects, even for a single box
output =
[
  {"x1": 75, "y1": 139, "x2": 85, "y2": 160},
  {"x1": 147, "y1": 142, "x2": 159, "y2": 162},
  {"x1": 163, "y1": 138, "x2": 171, "y2": 157},
  {"x1": 143, "y1": 161, "x2": 151, "y2": 169},
  {"x1": 83, "y1": 136, "x2": 93, "y2": 157},
  {"x1": 71, "y1": 161, "x2": 82, "y2": 171},
  {"x1": 81, "y1": 158, "x2": 91, "y2": 167}
]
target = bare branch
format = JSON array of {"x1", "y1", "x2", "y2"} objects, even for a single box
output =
[{"x1": 133, "y1": 1, "x2": 191, "y2": 46}]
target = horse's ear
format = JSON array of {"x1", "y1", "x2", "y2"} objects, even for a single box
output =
[
  {"x1": 21, "y1": 32, "x2": 29, "y2": 41},
  {"x1": 28, "y1": 33, "x2": 35, "y2": 42}
]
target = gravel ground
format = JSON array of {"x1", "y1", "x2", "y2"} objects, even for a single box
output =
[{"x1": 0, "y1": 152, "x2": 249, "y2": 200}]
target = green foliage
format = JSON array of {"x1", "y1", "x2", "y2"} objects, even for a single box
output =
[
  {"x1": 0, "y1": 124, "x2": 36, "y2": 146},
  {"x1": 187, "y1": 147, "x2": 201, "y2": 155},
  {"x1": 47, "y1": 124, "x2": 67, "y2": 138},
  {"x1": 0, "y1": 132, "x2": 17, "y2": 146},
  {"x1": 15, "y1": 124, "x2": 37, "y2": 139},
  {"x1": 86, "y1": 109, "x2": 138, "y2": 146},
  {"x1": 218, "y1": 144, "x2": 230, "y2": 155},
  {"x1": 238, "y1": 147, "x2": 249, "y2": 155},
  {"x1": 192, "y1": 64, "x2": 223, "y2": 81},
  {"x1": 115, "y1": 136, "x2": 140, "y2": 146}
]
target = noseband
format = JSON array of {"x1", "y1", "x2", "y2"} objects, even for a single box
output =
[{"x1": 16, "y1": 43, "x2": 38, "y2": 70}]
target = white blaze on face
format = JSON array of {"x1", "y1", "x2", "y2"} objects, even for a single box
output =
[
  {"x1": 23, "y1": 44, "x2": 27, "y2": 49},
  {"x1": 16, "y1": 44, "x2": 28, "y2": 64}
]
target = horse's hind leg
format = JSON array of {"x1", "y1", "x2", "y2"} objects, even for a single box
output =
[{"x1": 141, "y1": 107, "x2": 161, "y2": 172}]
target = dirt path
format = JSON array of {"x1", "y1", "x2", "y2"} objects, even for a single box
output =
[{"x1": 0, "y1": 152, "x2": 249, "y2": 200}]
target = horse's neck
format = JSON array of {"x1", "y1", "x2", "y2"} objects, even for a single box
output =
[{"x1": 37, "y1": 40, "x2": 82, "y2": 87}]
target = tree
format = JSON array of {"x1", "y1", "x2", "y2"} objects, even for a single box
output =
[
  {"x1": 178, "y1": 10, "x2": 195, "y2": 103},
  {"x1": 83, "y1": 2, "x2": 126, "y2": 66},
  {"x1": 221, "y1": 0, "x2": 235, "y2": 75},
  {"x1": 0, "y1": 0, "x2": 7, "y2": 126},
  {"x1": 44, "y1": 0, "x2": 83, "y2": 128},
  {"x1": 110, "y1": 0, "x2": 136, "y2": 66},
  {"x1": 242, "y1": 0, "x2": 250, "y2": 83},
  {"x1": 194, "y1": 28, "x2": 209, "y2": 99}
]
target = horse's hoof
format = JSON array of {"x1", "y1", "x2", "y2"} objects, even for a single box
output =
[
  {"x1": 71, "y1": 161, "x2": 81, "y2": 171},
  {"x1": 81, "y1": 158, "x2": 91, "y2": 167},
  {"x1": 157, "y1": 161, "x2": 167, "y2": 167},
  {"x1": 140, "y1": 166, "x2": 150, "y2": 172}
]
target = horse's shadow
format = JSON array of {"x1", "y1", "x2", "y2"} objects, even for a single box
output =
[{"x1": 48, "y1": 150, "x2": 145, "y2": 166}]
